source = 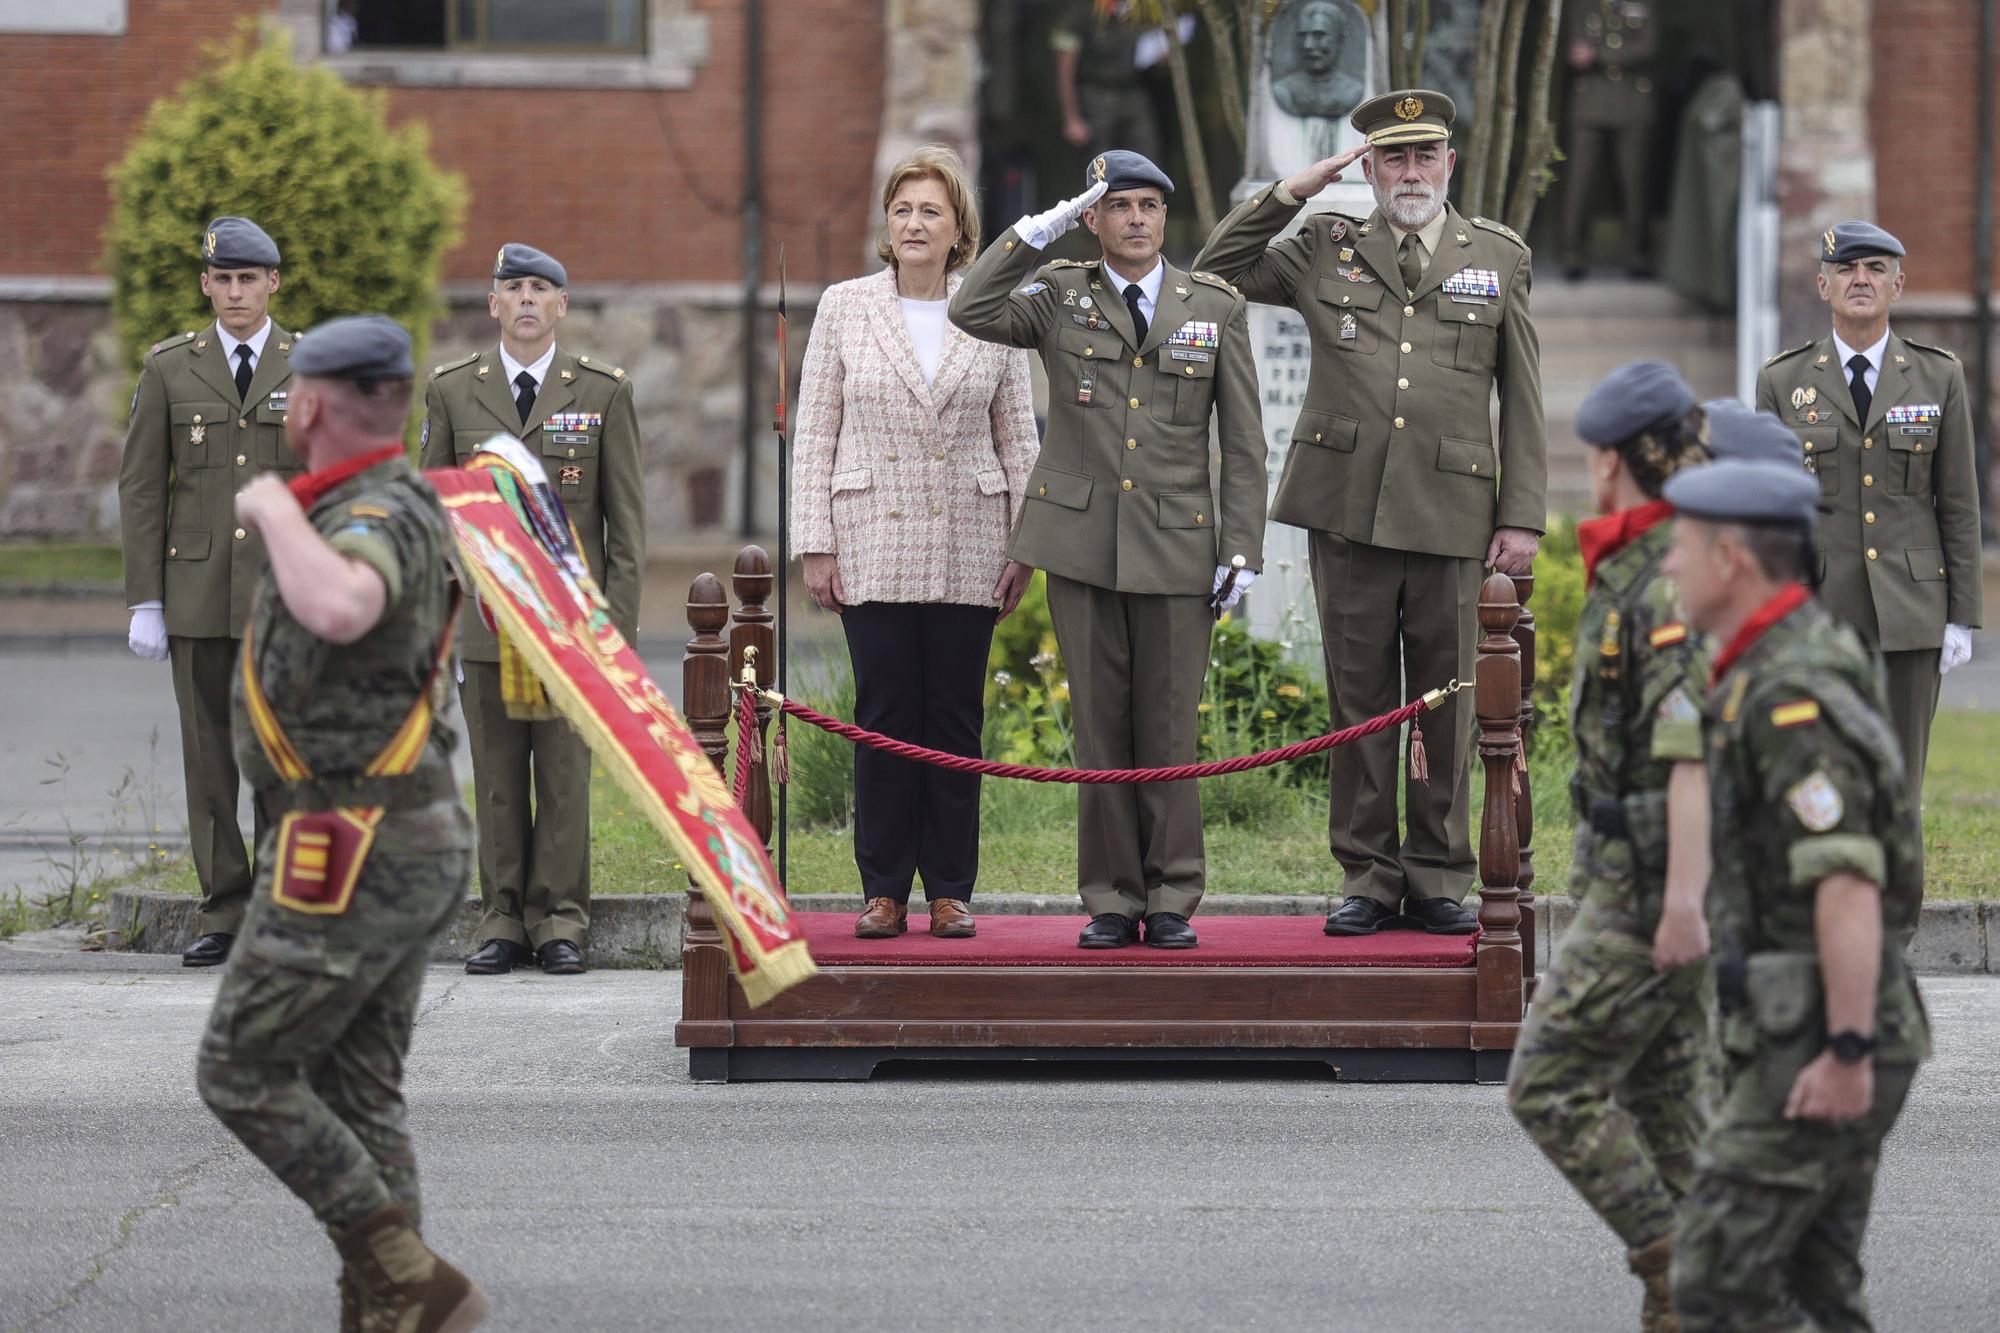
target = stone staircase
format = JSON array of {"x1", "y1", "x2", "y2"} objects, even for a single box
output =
[{"x1": 1531, "y1": 273, "x2": 1737, "y2": 519}]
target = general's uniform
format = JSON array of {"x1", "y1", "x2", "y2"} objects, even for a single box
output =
[
  {"x1": 197, "y1": 316, "x2": 476, "y2": 1261},
  {"x1": 1659, "y1": 452, "x2": 1928, "y2": 1331},
  {"x1": 1507, "y1": 363, "x2": 1718, "y2": 1329},
  {"x1": 418, "y1": 248, "x2": 644, "y2": 955},
  {"x1": 1195, "y1": 91, "x2": 1547, "y2": 917},
  {"x1": 1755, "y1": 273, "x2": 1982, "y2": 796},
  {"x1": 950, "y1": 162, "x2": 1266, "y2": 924},
  {"x1": 118, "y1": 217, "x2": 297, "y2": 942},
  {"x1": 1562, "y1": 0, "x2": 1660, "y2": 270}
]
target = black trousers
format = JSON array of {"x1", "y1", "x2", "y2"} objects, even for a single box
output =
[{"x1": 841, "y1": 601, "x2": 995, "y2": 903}]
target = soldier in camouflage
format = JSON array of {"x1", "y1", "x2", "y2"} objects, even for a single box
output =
[
  {"x1": 1660, "y1": 432, "x2": 1929, "y2": 1331},
  {"x1": 1506, "y1": 363, "x2": 1717, "y2": 1332},
  {"x1": 195, "y1": 316, "x2": 487, "y2": 1331}
]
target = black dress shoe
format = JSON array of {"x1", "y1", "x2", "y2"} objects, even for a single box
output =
[
  {"x1": 464, "y1": 938, "x2": 532, "y2": 975},
  {"x1": 1142, "y1": 912, "x2": 1198, "y2": 949},
  {"x1": 538, "y1": 940, "x2": 587, "y2": 974},
  {"x1": 1403, "y1": 896, "x2": 1479, "y2": 934},
  {"x1": 1323, "y1": 896, "x2": 1399, "y2": 936},
  {"x1": 181, "y1": 932, "x2": 233, "y2": 967},
  {"x1": 1077, "y1": 913, "x2": 1139, "y2": 949}
]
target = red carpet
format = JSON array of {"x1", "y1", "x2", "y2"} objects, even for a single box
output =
[{"x1": 795, "y1": 912, "x2": 1479, "y2": 968}]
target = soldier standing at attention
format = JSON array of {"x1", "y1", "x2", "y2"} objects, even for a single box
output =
[
  {"x1": 1561, "y1": 0, "x2": 1661, "y2": 279},
  {"x1": 1659, "y1": 437, "x2": 1928, "y2": 1331},
  {"x1": 951, "y1": 151, "x2": 1267, "y2": 950},
  {"x1": 1508, "y1": 363, "x2": 1718, "y2": 1332},
  {"x1": 420, "y1": 243, "x2": 645, "y2": 976},
  {"x1": 1755, "y1": 222, "x2": 1982, "y2": 802},
  {"x1": 197, "y1": 316, "x2": 487, "y2": 1331},
  {"x1": 119, "y1": 216, "x2": 298, "y2": 968},
  {"x1": 1195, "y1": 90, "x2": 1547, "y2": 938}
]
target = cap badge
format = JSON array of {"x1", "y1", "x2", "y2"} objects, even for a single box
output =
[
  {"x1": 1091, "y1": 155, "x2": 1107, "y2": 183},
  {"x1": 204, "y1": 231, "x2": 217, "y2": 258},
  {"x1": 1395, "y1": 96, "x2": 1425, "y2": 122},
  {"x1": 496, "y1": 246, "x2": 507, "y2": 268},
  {"x1": 1823, "y1": 229, "x2": 1837, "y2": 257}
]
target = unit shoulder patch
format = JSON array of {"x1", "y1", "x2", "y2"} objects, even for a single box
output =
[
  {"x1": 1648, "y1": 621, "x2": 1689, "y2": 649},
  {"x1": 1770, "y1": 698, "x2": 1821, "y2": 729},
  {"x1": 431, "y1": 352, "x2": 480, "y2": 378},
  {"x1": 1784, "y1": 770, "x2": 1844, "y2": 833},
  {"x1": 1469, "y1": 216, "x2": 1525, "y2": 247}
]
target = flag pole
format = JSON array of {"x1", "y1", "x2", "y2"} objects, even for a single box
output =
[{"x1": 774, "y1": 244, "x2": 791, "y2": 885}]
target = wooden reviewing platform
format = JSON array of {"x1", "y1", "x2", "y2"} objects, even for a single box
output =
[{"x1": 673, "y1": 549, "x2": 1540, "y2": 1083}]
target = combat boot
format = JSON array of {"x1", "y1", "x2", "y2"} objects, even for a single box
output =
[
  {"x1": 1627, "y1": 1235, "x2": 1676, "y2": 1333},
  {"x1": 332, "y1": 1204, "x2": 489, "y2": 1332}
]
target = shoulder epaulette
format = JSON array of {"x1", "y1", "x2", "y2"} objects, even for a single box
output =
[
  {"x1": 1189, "y1": 270, "x2": 1240, "y2": 296},
  {"x1": 149, "y1": 330, "x2": 198, "y2": 357},
  {"x1": 1902, "y1": 337, "x2": 1959, "y2": 362},
  {"x1": 1470, "y1": 216, "x2": 1526, "y2": 247},
  {"x1": 576, "y1": 355, "x2": 626, "y2": 381},
  {"x1": 430, "y1": 351, "x2": 480, "y2": 378},
  {"x1": 1048, "y1": 258, "x2": 1097, "y2": 270},
  {"x1": 1763, "y1": 341, "x2": 1815, "y2": 367}
]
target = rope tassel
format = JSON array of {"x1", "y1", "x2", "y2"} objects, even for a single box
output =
[
  {"x1": 772, "y1": 718, "x2": 791, "y2": 786},
  {"x1": 1409, "y1": 719, "x2": 1430, "y2": 785}
]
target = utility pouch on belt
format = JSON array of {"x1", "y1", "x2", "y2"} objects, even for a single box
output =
[
  {"x1": 1744, "y1": 951, "x2": 1823, "y2": 1042},
  {"x1": 242, "y1": 591, "x2": 459, "y2": 915}
]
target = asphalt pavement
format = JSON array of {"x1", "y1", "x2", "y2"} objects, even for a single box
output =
[{"x1": 1, "y1": 942, "x2": 1996, "y2": 1332}]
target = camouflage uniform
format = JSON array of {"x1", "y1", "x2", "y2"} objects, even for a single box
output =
[
  {"x1": 197, "y1": 453, "x2": 474, "y2": 1231},
  {"x1": 1670, "y1": 594, "x2": 1929, "y2": 1331},
  {"x1": 1508, "y1": 516, "x2": 1718, "y2": 1270}
]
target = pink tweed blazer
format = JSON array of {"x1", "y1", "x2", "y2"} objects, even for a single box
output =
[{"x1": 790, "y1": 267, "x2": 1039, "y2": 606}]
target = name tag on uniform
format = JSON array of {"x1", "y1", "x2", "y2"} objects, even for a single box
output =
[
  {"x1": 1168, "y1": 348, "x2": 1212, "y2": 363},
  {"x1": 544, "y1": 412, "x2": 602, "y2": 432},
  {"x1": 1442, "y1": 267, "x2": 1500, "y2": 302},
  {"x1": 548, "y1": 432, "x2": 591, "y2": 445},
  {"x1": 266, "y1": 390, "x2": 288, "y2": 407},
  {"x1": 1165, "y1": 320, "x2": 1219, "y2": 350}
]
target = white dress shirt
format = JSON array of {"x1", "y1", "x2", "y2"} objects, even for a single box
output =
[
  {"x1": 499, "y1": 340, "x2": 559, "y2": 405},
  {"x1": 1831, "y1": 326, "x2": 1890, "y2": 395},
  {"x1": 215, "y1": 318, "x2": 273, "y2": 377},
  {"x1": 1104, "y1": 257, "x2": 1165, "y2": 328}
]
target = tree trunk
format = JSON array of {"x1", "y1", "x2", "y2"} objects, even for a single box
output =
[
  {"x1": 1388, "y1": 0, "x2": 1408, "y2": 87},
  {"x1": 1505, "y1": 0, "x2": 1566, "y2": 234},
  {"x1": 1163, "y1": 18, "x2": 1219, "y2": 233},
  {"x1": 1482, "y1": 0, "x2": 1533, "y2": 220},
  {"x1": 1195, "y1": 0, "x2": 1246, "y2": 153},
  {"x1": 1459, "y1": 0, "x2": 1508, "y2": 218},
  {"x1": 1408, "y1": 0, "x2": 1432, "y2": 91}
]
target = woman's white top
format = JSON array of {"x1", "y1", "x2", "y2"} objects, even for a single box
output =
[{"x1": 898, "y1": 295, "x2": 951, "y2": 387}]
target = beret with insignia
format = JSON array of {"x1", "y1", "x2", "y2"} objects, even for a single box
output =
[
  {"x1": 1088, "y1": 150, "x2": 1174, "y2": 195},
  {"x1": 1819, "y1": 221, "x2": 1904, "y2": 264},
  {"x1": 494, "y1": 242, "x2": 568, "y2": 287},
  {"x1": 202, "y1": 216, "x2": 280, "y2": 269}
]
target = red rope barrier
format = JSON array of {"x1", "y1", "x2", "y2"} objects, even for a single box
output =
[
  {"x1": 767, "y1": 693, "x2": 1434, "y2": 785},
  {"x1": 732, "y1": 685, "x2": 759, "y2": 806}
]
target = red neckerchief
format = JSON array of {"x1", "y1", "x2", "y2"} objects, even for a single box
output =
[
  {"x1": 288, "y1": 444, "x2": 404, "y2": 510},
  {"x1": 1709, "y1": 583, "x2": 1811, "y2": 686},
  {"x1": 1577, "y1": 499, "x2": 1675, "y2": 588}
]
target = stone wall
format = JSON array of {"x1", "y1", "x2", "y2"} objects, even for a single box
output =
[{"x1": 0, "y1": 285, "x2": 820, "y2": 544}]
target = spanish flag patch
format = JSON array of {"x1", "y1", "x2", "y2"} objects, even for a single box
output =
[
  {"x1": 1649, "y1": 622, "x2": 1688, "y2": 648},
  {"x1": 1771, "y1": 699, "x2": 1821, "y2": 729}
]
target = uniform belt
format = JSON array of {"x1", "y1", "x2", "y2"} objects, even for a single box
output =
[{"x1": 271, "y1": 767, "x2": 456, "y2": 814}]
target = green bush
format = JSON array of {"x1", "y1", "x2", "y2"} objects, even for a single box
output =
[
  {"x1": 105, "y1": 26, "x2": 463, "y2": 405},
  {"x1": 1528, "y1": 516, "x2": 1586, "y2": 720}
]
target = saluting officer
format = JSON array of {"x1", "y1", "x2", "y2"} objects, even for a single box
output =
[
  {"x1": 1660, "y1": 434, "x2": 1928, "y2": 1332},
  {"x1": 419, "y1": 243, "x2": 646, "y2": 976},
  {"x1": 1755, "y1": 221, "x2": 1983, "y2": 800},
  {"x1": 118, "y1": 216, "x2": 298, "y2": 968},
  {"x1": 1196, "y1": 90, "x2": 1547, "y2": 939},
  {"x1": 1507, "y1": 363, "x2": 1717, "y2": 1332},
  {"x1": 951, "y1": 151, "x2": 1267, "y2": 950}
]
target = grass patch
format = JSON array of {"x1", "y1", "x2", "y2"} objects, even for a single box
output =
[
  {"x1": 0, "y1": 543, "x2": 123, "y2": 590},
  {"x1": 1916, "y1": 709, "x2": 2000, "y2": 900}
]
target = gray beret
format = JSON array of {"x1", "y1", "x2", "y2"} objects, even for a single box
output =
[
  {"x1": 202, "y1": 216, "x2": 280, "y2": 269},
  {"x1": 287, "y1": 315, "x2": 414, "y2": 381},
  {"x1": 1664, "y1": 459, "x2": 1820, "y2": 528},
  {"x1": 1703, "y1": 399, "x2": 1805, "y2": 467},
  {"x1": 493, "y1": 242, "x2": 568, "y2": 287},
  {"x1": 1819, "y1": 221, "x2": 1905, "y2": 264},
  {"x1": 1575, "y1": 361, "x2": 1697, "y2": 448},
  {"x1": 1087, "y1": 150, "x2": 1174, "y2": 195}
]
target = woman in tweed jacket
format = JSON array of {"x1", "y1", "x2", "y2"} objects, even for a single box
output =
[{"x1": 790, "y1": 145, "x2": 1039, "y2": 939}]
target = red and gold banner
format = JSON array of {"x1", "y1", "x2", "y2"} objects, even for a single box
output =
[{"x1": 428, "y1": 465, "x2": 816, "y2": 1006}]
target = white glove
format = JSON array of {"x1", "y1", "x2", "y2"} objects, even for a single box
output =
[
  {"x1": 1940, "y1": 623, "x2": 1973, "y2": 675},
  {"x1": 1012, "y1": 180, "x2": 1109, "y2": 251},
  {"x1": 1211, "y1": 564, "x2": 1258, "y2": 612},
  {"x1": 127, "y1": 603, "x2": 168, "y2": 662}
]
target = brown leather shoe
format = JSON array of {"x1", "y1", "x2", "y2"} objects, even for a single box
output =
[
  {"x1": 928, "y1": 899, "x2": 977, "y2": 938},
  {"x1": 854, "y1": 897, "x2": 908, "y2": 938}
]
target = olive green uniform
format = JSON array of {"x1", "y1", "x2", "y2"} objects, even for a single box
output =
[
  {"x1": 419, "y1": 346, "x2": 644, "y2": 948},
  {"x1": 197, "y1": 454, "x2": 474, "y2": 1232},
  {"x1": 1755, "y1": 333, "x2": 1983, "y2": 798},
  {"x1": 1050, "y1": 0, "x2": 1161, "y2": 163},
  {"x1": 1670, "y1": 596, "x2": 1928, "y2": 1329},
  {"x1": 1195, "y1": 193, "x2": 1547, "y2": 907},
  {"x1": 950, "y1": 232, "x2": 1266, "y2": 919},
  {"x1": 118, "y1": 322, "x2": 298, "y2": 937},
  {"x1": 1562, "y1": 0, "x2": 1660, "y2": 268},
  {"x1": 1508, "y1": 521, "x2": 1718, "y2": 1259}
]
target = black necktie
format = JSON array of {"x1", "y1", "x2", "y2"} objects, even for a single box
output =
[
  {"x1": 1847, "y1": 353, "x2": 1872, "y2": 424},
  {"x1": 514, "y1": 370, "x2": 537, "y2": 427},
  {"x1": 1123, "y1": 283, "x2": 1148, "y2": 347},
  {"x1": 233, "y1": 344, "x2": 253, "y2": 400}
]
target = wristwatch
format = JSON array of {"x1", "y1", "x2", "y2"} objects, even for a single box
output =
[{"x1": 1826, "y1": 1030, "x2": 1877, "y2": 1064}]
